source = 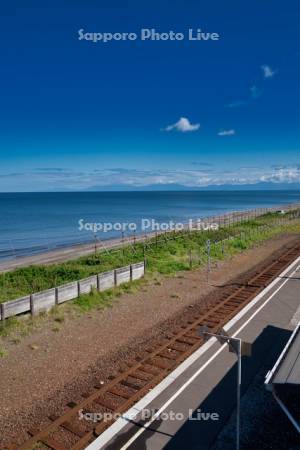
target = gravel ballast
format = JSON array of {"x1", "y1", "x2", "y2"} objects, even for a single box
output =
[{"x1": 0, "y1": 234, "x2": 298, "y2": 446}]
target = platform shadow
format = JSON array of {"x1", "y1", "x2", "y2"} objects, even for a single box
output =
[
  {"x1": 104, "y1": 325, "x2": 294, "y2": 450},
  {"x1": 162, "y1": 325, "x2": 293, "y2": 450}
]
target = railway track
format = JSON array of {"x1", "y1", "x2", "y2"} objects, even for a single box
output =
[{"x1": 6, "y1": 241, "x2": 300, "y2": 450}]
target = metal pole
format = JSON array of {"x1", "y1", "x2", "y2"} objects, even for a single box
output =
[
  {"x1": 236, "y1": 339, "x2": 241, "y2": 450},
  {"x1": 197, "y1": 328, "x2": 250, "y2": 450}
]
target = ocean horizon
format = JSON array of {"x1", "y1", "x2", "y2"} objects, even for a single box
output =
[{"x1": 0, "y1": 190, "x2": 300, "y2": 260}]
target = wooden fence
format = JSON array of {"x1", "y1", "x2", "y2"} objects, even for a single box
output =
[{"x1": 0, "y1": 261, "x2": 145, "y2": 321}]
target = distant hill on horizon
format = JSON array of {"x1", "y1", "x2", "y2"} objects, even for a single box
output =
[
  {"x1": 2, "y1": 182, "x2": 300, "y2": 194},
  {"x1": 83, "y1": 182, "x2": 300, "y2": 192}
]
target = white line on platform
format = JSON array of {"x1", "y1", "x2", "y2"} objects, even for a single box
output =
[{"x1": 85, "y1": 255, "x2": 300, "y2": 450}]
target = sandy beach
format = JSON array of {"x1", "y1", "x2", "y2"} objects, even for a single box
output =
[{"x1": 1, "y1": 205, "x2": 297, "y2": 273}]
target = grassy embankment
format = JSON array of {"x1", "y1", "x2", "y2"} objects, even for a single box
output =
[
  {"x1": 0, "y1": 210, "x2": 299, "y2": 307},
  {"x1": 0, "y1": 211, "x2": 299, "y2": 350}
]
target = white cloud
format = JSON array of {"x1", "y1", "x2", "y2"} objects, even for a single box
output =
[
  {"x1": 164, "y1": 117, "x2": 200, "y2": 132},
  {"x1": 261, "y1": 64, "x2": 277, "y2": 78},
  {"x1": 260, "y1": 167, "x2": 300, "y2": 183},
  {"x1": 2, "y1": 165, "x2": 300, "y2": 192},
  {"x1": 226, "y1": 100, "x2": 247, "y2": 108},
  {"x1": 218, "y1": 129, "x2": 235, "y2": 136}
]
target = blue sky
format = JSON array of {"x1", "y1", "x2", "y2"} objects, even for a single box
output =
[{"x1": 0, "y1": 0, "x2": 300, "y2": 191}]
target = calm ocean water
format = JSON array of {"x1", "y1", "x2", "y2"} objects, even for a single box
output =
[{"x1": 0, "y1": 191, "x2": 300, "y2": 260}]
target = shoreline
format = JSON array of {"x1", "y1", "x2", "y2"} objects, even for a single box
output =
[{"x1": 0, "y1": 203, "x2": 299, "y2": 273}]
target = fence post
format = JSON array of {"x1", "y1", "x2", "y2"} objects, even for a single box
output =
[
  {"x1": 122, "y1": 232, "x2": 125, "y2": 259},
  {"x1": 130, "y1": 264, "x2": 133, "y2": 281},
  {"x1": 0, "y1": 303, "x2": 5, "y2": 322},
  {"x1": 206, "y1": 239, "x2": 211, "y2": 282},
  {"x1": 94, "y1": 233, "x2": 97, "y2": 255},
  {"x1": 189, "y1": 249, "x2": 192, "y2": 269},
  {"x1": 30, "y1": 294, "x2": 34, "y2": 316}
]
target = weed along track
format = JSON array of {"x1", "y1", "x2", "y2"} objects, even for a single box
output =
[{"x1": 6, "y1": 241, "x2": 300, "y2": 450}]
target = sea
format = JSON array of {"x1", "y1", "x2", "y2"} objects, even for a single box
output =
[{"x1": 0, "y1": 191, "x2": 299, "y2": 261}]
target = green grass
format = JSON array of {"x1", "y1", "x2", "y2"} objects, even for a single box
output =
[
  {"x1": 0, "y1": 314, "x2": 40, "y2": 340},
  {"x1": 0, "y1": 346, "x2": 7, "y2": 357},
  {"x1": 0, "y1": 210, "x2": 299, "y2": 306},
  {"x1": 73, "y1": 279, "x2": 143, "y2": 312},
  {"x1": 74, "y1": 288, "x2": 115, "y2": 312},
  {"x1": 0, "y1": 316, "x2": 21, "y2": 337},
  {"x1": 0, "y1": 210, "x2": 299, "y2": 345}
]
